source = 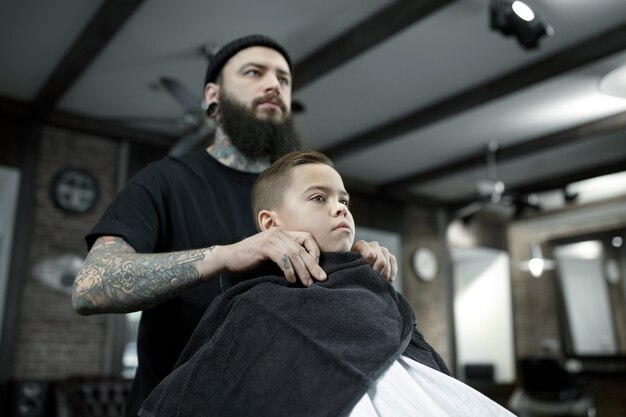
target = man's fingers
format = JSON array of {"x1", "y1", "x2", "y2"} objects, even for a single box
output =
[
  {"x1": 287, "y1": 231, "x2": 321, "y2": 264},
  {"x1": 230, "y1": 228, "x2": 326, "y2": 286},
  {"x1": 388, "y1": 254, "x2": 398, "y2": 283},
  {"x1": 265, "y1": 230, "x2": 324, "y2": 286},
  {"x1": 353, "y1": 239, "x2": 399, "y2": 283},
  {"x1": 280, "y1": 253, "x2": 297, "y2": 284},
  {"x1": 286, "y1": 231, "x2": 325, "y2": 281},
  {"x1": 288, "y1": 248, "x2": 315, "y2": 287},
  {"x1": 353, "y1": 240, "x2": 376, "y2": 264},
  {"x1": 372, "y1": 246, "x2": 390, "y2": 279}
]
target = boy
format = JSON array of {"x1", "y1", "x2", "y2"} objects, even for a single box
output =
[
  {"x1": 139, "y1": 151, "x2": 514, "y2": 417},
  {"x1": 252, "y1": 149, "x2": 356, "y2": 253}
]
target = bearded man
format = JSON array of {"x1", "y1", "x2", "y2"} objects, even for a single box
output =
[{"x1": 72, "y1": 35, "x2": 397, "y2": 417}]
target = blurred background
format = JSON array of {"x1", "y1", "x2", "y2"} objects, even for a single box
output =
[{"x1": 1, "y1": 0, "x2": 625, "y2": 416}]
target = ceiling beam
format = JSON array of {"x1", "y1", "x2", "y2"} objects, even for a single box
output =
[
  {"x1": 293, "y1": 0, "x2": 456, "y2": 91},
  {"x1": 322, "y1": 22, "x2": 626, "y2": 159},
  {"x1": 1, "y1": 94, "x2": 173, "y2": 148},
  {"x1": 385, "y1": 109, "x2": 626, "y2": 190},
  {"x1": 29, "y1": 0, "x2": 146, "y2": 118},
  {"x1": 0, "y1": 95, "x2": 29, "y2": 121},
  {"x1": 512, "y1": 158, "x2": 626, "y2": 195},
  {"x1": 446, "y1": 157, "x2": 626, "y2": 209},
  {"x1": 47, "y1": 111, "x2": 174, "y2": 149}
]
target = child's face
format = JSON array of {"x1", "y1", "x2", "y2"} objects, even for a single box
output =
[{"x1": 272, "y1": 163, "x2": 355, "y2": 252}]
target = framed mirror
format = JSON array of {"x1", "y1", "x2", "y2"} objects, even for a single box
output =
[{"x1": 548, "y1": 228, "x2": 626, "y2": 359}]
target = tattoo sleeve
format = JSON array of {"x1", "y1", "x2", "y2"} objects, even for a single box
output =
[{"x1": 73, "y1": 236, "x2": 215, "y2": 314}]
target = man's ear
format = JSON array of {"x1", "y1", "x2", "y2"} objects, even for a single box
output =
[
  {"x1": 204, "y1": 83, "x2": 220, "y2": 117},
  {"x1": 258, "y1": 210, "x2": 279, "y2": 231}
]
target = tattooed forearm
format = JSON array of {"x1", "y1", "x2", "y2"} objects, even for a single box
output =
[{"x1": 73, "y1": 237, "x2": 214, "y2": 315}]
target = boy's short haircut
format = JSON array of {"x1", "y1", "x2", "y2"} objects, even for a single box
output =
[{"x1": 252, "y1": 150, "x2": 335, "y2": 229}]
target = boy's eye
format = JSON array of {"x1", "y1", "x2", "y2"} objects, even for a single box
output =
[
  {"x1": 340, "y1": 199, "x2": 350, "y2": 207},
  {"x1": 311, "y1": 195, "x2": 326, "y2": 203}
]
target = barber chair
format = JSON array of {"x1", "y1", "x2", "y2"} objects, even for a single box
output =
[{"x1": 508, "y1": 357, "x2": 596, "y2": 417}]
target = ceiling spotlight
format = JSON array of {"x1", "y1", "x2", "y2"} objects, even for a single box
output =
[{"x1": 490, "y1": 0, "x2": 553, "y2": 49}]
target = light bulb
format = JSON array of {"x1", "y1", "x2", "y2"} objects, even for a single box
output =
[
  {"x1": 528, "y1": 257, "x2": 544, "y2": 278},
  {"x1": 512, "y1": 1, "x2": 535, "y2": 21}
]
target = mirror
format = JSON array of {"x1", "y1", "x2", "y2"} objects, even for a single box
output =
[
  {"x1": 451, "y1": 246, "x2": 516, "y2": 383},
  {"x1": 549, "y1": 228, "x2": 626, "y2": 358}
]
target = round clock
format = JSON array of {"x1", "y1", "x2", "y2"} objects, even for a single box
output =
[
  {"x1": 51, "y1": 168, "x2": 99, "y2": 214},
  {"x1": 412, "y1": 247, "x2": 438, "y2": 282}
]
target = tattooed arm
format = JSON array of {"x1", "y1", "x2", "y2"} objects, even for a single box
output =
[
  {"x1": 73, "y1": 229, "x2": 327, "y2": 315},
  {"x1": 72, "y1": 236, "x2": 221, "y2": 315}
]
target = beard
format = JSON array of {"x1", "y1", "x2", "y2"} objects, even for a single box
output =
[{"x1": 218, "y1": 90, "x2": 301, "y2": 162}]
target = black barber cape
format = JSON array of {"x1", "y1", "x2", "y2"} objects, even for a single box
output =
[{"x1": 139, "y1": 252, "x2": 449, "y2": 417}]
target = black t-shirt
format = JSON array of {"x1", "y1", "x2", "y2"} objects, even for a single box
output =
[{"x1": 86, "y1": 149, "x2": 259, "y2": 416}]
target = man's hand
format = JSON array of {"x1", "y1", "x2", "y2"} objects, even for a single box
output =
[
  {"x1": 352, "y1": 240, "x2": 398, "y2": 282},
  {"x1": 219, "y1": 228, "x2": 326, "y2": 287}
]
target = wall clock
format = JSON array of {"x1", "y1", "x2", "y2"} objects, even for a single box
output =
[
  {"x1": 412, "y1": 247, "x2": 438, "y2": 282},
  {"x1": 51, "y1": 168, "x2": 99, "y2": 214}
]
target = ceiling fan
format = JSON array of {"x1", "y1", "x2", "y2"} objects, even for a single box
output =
[
  {"x1": 454, "y1": 141, "x2": 536, "y2": 220},
  {"x1": 157, "y1": 76, "x2": 216, "y2": 157},
  {"x1": 95, "y1": 72, "x2": 214, "y2": 156}
]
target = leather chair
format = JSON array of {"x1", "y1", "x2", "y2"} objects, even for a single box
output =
[
  {"x1": 508, "y1": 357, "x2": 596, "y2": 417},
  {"x1": 54, "y1": 377, "x2": 132, "y2": 417}
]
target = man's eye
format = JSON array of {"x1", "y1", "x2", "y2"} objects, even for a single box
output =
[
  {"x1": 244, "y1": 69, "x2": 261, "y2": 77},
  {"x1": 279, "y1": 77, "x2": 290, "y2": 86}
]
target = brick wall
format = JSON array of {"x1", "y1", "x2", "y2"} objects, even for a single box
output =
[
  {"x1": 401, "y1": 206, "x2": 450, "y2": 363},
  {"x1": 13, "y1": 127, "x2": 119, "y2": 379}
]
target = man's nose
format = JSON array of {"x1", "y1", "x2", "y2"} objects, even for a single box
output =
[{"x1": 263, "y1": 73, "x2": 281, "y2": 93}]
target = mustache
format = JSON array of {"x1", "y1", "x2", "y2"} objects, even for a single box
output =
[{"x1": 252, "y1": 94, "x2": 288, "y2": 113}]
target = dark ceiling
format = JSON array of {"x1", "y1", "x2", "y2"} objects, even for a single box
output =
[{"x1": 1, "y1": 0, "x2": 626, "y2": 216}]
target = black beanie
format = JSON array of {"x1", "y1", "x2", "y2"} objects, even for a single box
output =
[{"x1": 204, "y1": 34, "x2": 292, "y2": 86}]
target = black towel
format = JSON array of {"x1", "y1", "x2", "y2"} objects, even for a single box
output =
[{"x1": 139, "y1": 252, "x2": 448, "y2": 417}]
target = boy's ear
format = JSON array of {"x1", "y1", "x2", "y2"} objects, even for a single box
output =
[{"x1": 258, "y1": 210, "x2": 279, "y2": 231}]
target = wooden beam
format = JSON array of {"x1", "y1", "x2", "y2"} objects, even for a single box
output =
[
  {"x1": 384, "y1": 109, "x2": 626, "y2": 191},
  {"x1": 444, "y1": 158, "x2": 626, "y2": 208},
  {"x1": 0, "y1": 95, "x2": 29, "y2": 120},
  {"x1": 384, "y1": 110, "x2": 626, "y2": 190},
  {"x1": 512, "y1": 158, "x2": 626, "y2": 195},
  {"x1": 30, "y1": 0, "x2": 145, "y2": 117},
  {"x1": 47, "y1": 111, "x2": 174, "y2": 149},
  {"x1": 1, "y1": 95, "x2": 173, "y2": 148},
  {"x1": 322, "y1": 22, "x2": 626, "y2": 159},
  {"x1": 293, "y1": 0, "x2": 456, "y2": 91}
]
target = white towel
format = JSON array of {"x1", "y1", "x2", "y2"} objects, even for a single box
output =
[{"x1": 350, "y1": 356, "x2": 516, "y2": 417}]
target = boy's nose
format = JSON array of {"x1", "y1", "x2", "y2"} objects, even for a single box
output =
[{"x1": 333, "y1": 202, "x2": 348, "y2": 216}]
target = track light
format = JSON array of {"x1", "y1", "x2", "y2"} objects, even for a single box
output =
[{"x1": 490, "y1": 0, "x2": 553, "y2": 49}]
